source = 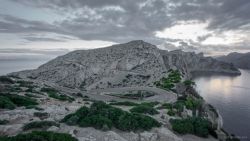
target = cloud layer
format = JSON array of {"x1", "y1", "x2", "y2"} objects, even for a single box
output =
[{"x1": 0, "y1": 0, "x2": 250, "y2": 55}]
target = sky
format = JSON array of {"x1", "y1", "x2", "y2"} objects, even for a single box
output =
[{"x1": 0, "y1": 0, "x2": 250, "y2": 56}]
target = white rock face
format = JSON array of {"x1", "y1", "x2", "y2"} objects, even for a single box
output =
[
  {"x1": 10, "y1": 40, "x2": 240, "y2": 89},
  {"x1": 57, "y1": 125, "x2": 183, "y2": 141}
]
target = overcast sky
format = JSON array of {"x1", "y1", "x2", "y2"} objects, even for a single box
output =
[{"x1": 0, "y1": 0, "x2": 250, "y2": 56}]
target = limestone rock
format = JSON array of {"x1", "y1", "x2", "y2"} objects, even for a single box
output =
[{"x1": 10, "y1": 40, "x2": 240, "y2": 90}]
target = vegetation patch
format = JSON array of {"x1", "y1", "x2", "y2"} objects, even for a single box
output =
[
  {"x1": 170, "y1": 117, "x2": 212, "y2": 137},
  {"x1": 167, "y1": 109, "x2": 176, "y2": 116},
  {"x1": 0, "y1": 131, "x2": 77, "y2": 141},
  {"x1": 184, "y1": 96, "x2": 202, "y2": 110},
  {"x1": 5, "y1": 94, "x2": 38, "y2": 107},
  {"x1": 183, "y1": 80, "x2": 195, "y2": 86},
  {"x1": 0, "y1": 96, "x2": 16, "y2": 110},
  {"x1": 61, "y1": 101, "x2": 161, "y2": 131},
  {"x1": 110, "y1": 101, "x2": 139, "y2": 106},
  {"x1": 0, "y1": 76, "x2": 14, "y2": 84},
  {"x1": 23, "y1": 121, "x2": 59, "y2": 131},
  {"x1": 25, "y1": 93, "x2": 41, "y2": 98},
  {"x1": 130, "y1": 104, "x2": 159, "y2": 115},
  {"x1": 0, "y1": 119, "x2": 9, "y2": 125},
  {"x1": 107, "y1": 91, "x2": 155, "y2": 100},
  {"x1": 0, "y1": 94, "x2": 38, "y2": 109},
  {"x1": 25, "y1": 105, "x2": 44, "y2": 111},
  {"x1": 34, "y1": 112, "x2": 49, "y2": 120},
  {"x1": 140, "y1": 101, "x2": 160, "y2": 107},
  {"x1": 41, "y1": 87, "x2": 74, "y2": 102},
  {"x1": 17, "y1": 80, "x2": 34, "y2": 88},
  {"x1": 158, "y1": 103, "x2": 172, "y2": 109},
  {"x1": 154, "y1": 70, "x2": 182, "y2": 90}
]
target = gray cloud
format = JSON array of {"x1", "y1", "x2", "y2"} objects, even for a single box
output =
[{"x1": 1, "y1": 0, "x2": 250, "y2": 54}]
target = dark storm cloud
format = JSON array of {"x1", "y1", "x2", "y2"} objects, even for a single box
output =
[
  {"x1": 23, "y1": 37, "x2": 65, "y2": 42},
  {"x1": 0, "y1": 14, "x2": 62, "y2": 34},
  {"x1": 10, "y1": 0, "x2": 125, "y2": 9},
  {"x1": 3, "y1": 0, "x2": 250, "y2": 51}
]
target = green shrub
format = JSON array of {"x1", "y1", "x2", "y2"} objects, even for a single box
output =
[
  {"x1": 154, "y1": 70, "x2": 182, "y2": 90},
  {"x1": 0, "y1": 131, "x2": 77, "y2": 141},
  {"x1": 62, "y1": 101, "x2": 160, "y2": 131},
  {"x1": 161, "y1": 103, "x2": 172, "y2": 109},
  {"x1": 185, "y1": 97, "x2": 202, "y2": 110},
  {"x1": 110, "y1": 101, "x2": 138, "y2": 106},
  {"x1": 0, "y1": 96, "x2": 16, "y2": 109},
  {"x1": 173, "y1": 101, "x2": 184, "y2": 113},
  {"x1": 167, "y1": 109, "x2": 176, "y2": 116},
  {"x1": 130, "y1": 105, "x2": 159, "y2": 115},
  {"x1": 183, "y1": 80, "x2": 195, "y2": 86},
  {"x1": 25, "y1": 105, "x2": 44, "y2": 111},
  {"x1": 117, "y1": 112, "x2": 161, "y2": 131},
  {"x1": 79, "y1": 115, "x2": 113, "y2": 130},
  {"x1": 17, "y1": 80, "x2": 34, "y2": 87},
  {"x1": 49, "y1": 93, "x2": 74, "y2": 102},
  {"x1": 41, "y1": 87, "x2": 58, "y2": 93},
  {"x1": 23, "y1": 121, "x2": 59, "y2": 130},
  {"x1": 6, "y1": 94, "x2": 38, "y2": 107},
  {"x1": 0, "y1": 76, "x2": 14, "y2": 84},
  {"x1": 34, "y1": 112, "x2": 49, "y2": 119},
  {"x1": 25, "y1": 93, "x2": 41, "y2": 98},
  {"x1": 170, "y1": 117, "x2": 211, "y2": 137},
  {"x1": 41, "y1": 87, "x2": 74, "y2": 102},
  {"x1": 140, "y1": 101, "x2": 160, "y2": 107},
  {"x1": 0, "y1": 119, "x2": 9, "y2": 125}
]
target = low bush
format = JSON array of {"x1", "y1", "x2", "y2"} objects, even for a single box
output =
[
  {"x1": 183, "y1": 80, "x2": 195, "y2": 86},
  {"x1": 0, "y1": 131, "x2": 77, "y2": 141},
  {"x1": 23, "y1": 121, "x2": 59, "y2": 130},
  {"x1": 167, "y1": 109, "x2": 176, "y2": 116},
  {"x1": 17, "y1": 80, "x2": 34, "y2": 88},
  {"x1": 130, "y1": 105, "x2": 159, "y2": 115},
  {"x1": 25, "y1": 105, "x2": 43, "y2": 111},
  {"x1": 62, "y1": 101, "x2": 161, "y2": 131},
  {"x1": 0, "y1": 96, "x2": 16, "y2": 109},
  {"x1": 170, "y1": 117, "x2": 211, "y2": 137},
  {"x1": 34, "y1": 112, "x2": 49, "y2": 119},
  {"x1": 0, "y1": 119, "x2": 9, "y2": 125},
  {"x1": 140, "y1": 101, "x2": 160, "y2": 107},
  {"x1": 0, "y1": 76, "x2": 14, "y2": 84},
  {"x1": 158, "y1": 103, "x2": 173, "y2": 109},
  {"x1": 184, "y1": 97, "x2": 202, "y2": 110},
  {"x1": 25, "y1": 93, "x2": 41, "y2": 98},
  {"x1": 48, "y1": 93, "x2": 74, "y2": 102},
  {"x1": 154, "y1": 70, "x2": 182, "y2": 90},
  {"x1": 41, "y1": 87, "x2": 74, "y2": 102},
  {"x1": 110, "y1": 101, "x2": 138, "y2": 106},
  {"x1": 6, "y1": 94, "x2": 38, "y2": 107}
]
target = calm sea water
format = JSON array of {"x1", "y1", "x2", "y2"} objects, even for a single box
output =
[{"x1": 194, "y1": 70, "x2": 250, "y2": 141}]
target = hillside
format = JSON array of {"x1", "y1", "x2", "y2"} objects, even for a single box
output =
[
  {"x1": 217, "y1": 52, "x2": 250, "y2": 69},
  {"x1": 10, "y1": 40, "x2": 240, "y2": 89}
]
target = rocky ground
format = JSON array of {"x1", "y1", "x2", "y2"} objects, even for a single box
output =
[{"x1": 0, "y1": 72, "x2": 230, "y2": 141}]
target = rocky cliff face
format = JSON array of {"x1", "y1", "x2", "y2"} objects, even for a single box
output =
[
  {"x1": 11, "y1": 40, "x2": 240, "y2": 89},
  {"x1": 217, "y1": 52, "x2": 250, "y2": 69}
]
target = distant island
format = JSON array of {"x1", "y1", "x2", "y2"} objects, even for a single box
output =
[
  {"x1": 217, "y1": 52, "x2": 250, "y2": 70},
  {"x1": 0, "y1": 41, "x2": 240, "y2": 141}
]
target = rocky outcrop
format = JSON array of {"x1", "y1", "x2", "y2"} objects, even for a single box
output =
[
  {"x1": 217, "y1": 52, "x2": 250, "y2": 69},
  {"x1": 10, "y1": 40, "x2": 240, "y2": 89}
]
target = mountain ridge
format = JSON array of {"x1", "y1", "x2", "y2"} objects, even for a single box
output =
[
  {"x1": 10, "y1": 40, "x2": 241, "y2": 89},
  {"x1": 217, "y1": 52, "x2": 250, "y2": 69}
]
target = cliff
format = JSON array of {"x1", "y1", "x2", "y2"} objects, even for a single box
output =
[{"x1": 10, "y1": 40, "x2": 240, "y2": 89}]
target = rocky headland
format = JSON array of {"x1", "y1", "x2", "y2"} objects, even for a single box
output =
[{"x1": 0, "y1": 40, "x2": 240, "y2": 141}]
